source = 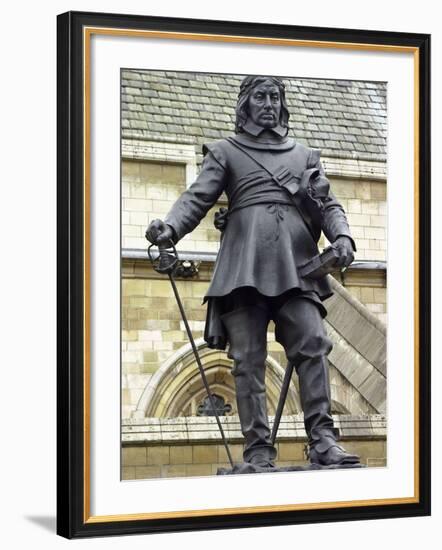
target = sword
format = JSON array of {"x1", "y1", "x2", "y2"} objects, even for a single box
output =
[
  {"x1": 271, "y1": 361, "x2": 295, "y2": 446},
  {"x1": 147, "y1": 239, "x2": 234, "y2": 468}
]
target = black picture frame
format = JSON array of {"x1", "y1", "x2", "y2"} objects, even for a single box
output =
[{"x1": 57, "y1": 10, "x2": 431, "y2": 539}]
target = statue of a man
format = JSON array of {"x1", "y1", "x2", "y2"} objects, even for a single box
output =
[{"x1": 146, "y1": 75, "x2": 360, "y2": 469}]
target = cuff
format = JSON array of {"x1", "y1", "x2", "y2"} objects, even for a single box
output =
[
  {"x1": 165, "y1": 222, "x2": 179, "y2": 244},
  {"x1": 335, "y1": 234, "x2": 357, "y2": 252}
]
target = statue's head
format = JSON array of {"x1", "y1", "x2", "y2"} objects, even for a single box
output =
[{"x1": 235, "y1": 75, "x2": 290, "y2": 134}]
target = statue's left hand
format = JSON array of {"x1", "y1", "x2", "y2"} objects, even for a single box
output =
[{"x1": 332, "y1": 236, "x2": 354, "y2": 268}]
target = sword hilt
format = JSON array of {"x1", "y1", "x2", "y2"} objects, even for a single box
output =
[{"x1": 147, "y1": 239, "x2": 179, "y2": 274}]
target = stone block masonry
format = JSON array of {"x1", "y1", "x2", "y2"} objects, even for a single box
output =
[
  {"x1": 122, "y1": 159, "x2": 387, "y2": 265},
  {"x1": 329, "y1": 177, "x2": 386, "y2": 262},
  {"x1": 121, "y1": 414, "x2": 386, "y2": 479},
  {"x1": 121, "y1": 262, "x2": 387, "y2": 418},
  {"x1": 122, "y1": 159, "x2": 221, "y2": 253},
  {"x1": 121, "y1": 276, "x2": 208, "y2": 418},
  {"x1": 122, "y1": 440, "x2": 386, "y2": 479}
]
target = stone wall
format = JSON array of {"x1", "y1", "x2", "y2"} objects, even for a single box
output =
[
  {"x1": 122, "y1": 439, "x2": 386, "y2": 479},
  {"x1": 329, "y1": 178, "x2": 386, "y2": 262},
  {"x1": 121, "y1": 157, "x2": 387, "y2": 420},
  {"x1": 122, "y1": 266, "x2": 386, "y2": 419},
  {"x1": 122, "y1": 159, "x2": 387, "y2": 262},
  {"x1": 122, "y1": 159, "x2": 221, "y2": 253},
  {"x1": 345, "y1": 285, "x2": 387, "y2": 324},
  {"x1": 121, "y1": 414, "x2": 387, "y2": 479},
  {"x1": 122, "y1": 277, "x2": 207, "y2": 419}
]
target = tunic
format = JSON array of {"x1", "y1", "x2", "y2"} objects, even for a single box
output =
[{"x1": 164, "y1": 132, "x2": 355, "y2": 349}]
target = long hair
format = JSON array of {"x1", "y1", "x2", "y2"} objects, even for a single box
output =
[{"x1": 235, "y1": 75, "x2": 290, "y2": 134}]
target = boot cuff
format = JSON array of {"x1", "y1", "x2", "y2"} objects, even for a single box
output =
[
  {"x1": 243, "y1": 444, "x2": 277, "y2": 464},
  {"x1": 309, "y1": 427, "x2": 340, "y2": 453}
]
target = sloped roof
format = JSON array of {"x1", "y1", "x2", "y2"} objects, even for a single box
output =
[{"x1": 122, "y1": 70, "x2": 386, "y2": 162}]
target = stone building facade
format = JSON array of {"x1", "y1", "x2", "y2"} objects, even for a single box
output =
[{"x1": 121, "y1": 71, "x2": 387, "y2": 479}]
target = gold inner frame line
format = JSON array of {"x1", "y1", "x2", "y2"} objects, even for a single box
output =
[
  {"x1": 82, "y1": 26, "x2": 421, "y2": 524},
  {"x1": 85, "y1": 26, "x2": 418, "y2": 53}
]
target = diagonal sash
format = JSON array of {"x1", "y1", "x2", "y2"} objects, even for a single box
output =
[{"x1": 226, "y1": 137, "x2": 320, "y2": 243}]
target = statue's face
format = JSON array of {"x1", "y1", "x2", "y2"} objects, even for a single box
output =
[{"x1": 247, "y1": 80, "x2": 281, "y2": 129}]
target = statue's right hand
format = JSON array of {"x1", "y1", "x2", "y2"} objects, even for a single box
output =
[{"x1": 145, "y1": 219, "x2": 174, "y2": 245}]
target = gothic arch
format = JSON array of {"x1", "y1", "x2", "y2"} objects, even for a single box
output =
[{"x1": 132, "y1": 338, "x2": 302, "y2": 418}]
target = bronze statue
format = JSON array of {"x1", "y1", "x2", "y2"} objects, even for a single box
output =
[{"x1": 146, "y1": 75, "x2": 360, "y2": 470}]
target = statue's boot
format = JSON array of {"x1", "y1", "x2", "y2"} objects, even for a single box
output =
[
  {"x1": 275, "y1": 296, "x2": 360, "y2": 467},
  {"x1": 298, "y1": 358, "x2": 360, "y2": 466},
  {"x1": 221, "y1": 305, "x2": 277, "y2": 468}
]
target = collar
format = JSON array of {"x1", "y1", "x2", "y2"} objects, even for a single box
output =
[
  {"x1": 242, "y1": 119, "x2": 288, "y2": 139},
  {"x1": 230, "y1": 133, "x2": 296, "y2": 152}
]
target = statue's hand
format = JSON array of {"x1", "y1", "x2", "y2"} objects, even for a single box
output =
[
  {"x1": 145, "y1": 219, "x2": 174, "y2": 246},
  {"x1": 214, "y1": 207, "x2": 229, "y2": 232},
  {"x1": 332, "y1": 236, "x2": 354, "y2": 268}
]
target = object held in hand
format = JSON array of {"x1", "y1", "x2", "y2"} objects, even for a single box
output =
[
  {"x1": 214, "y1": 207, "x2": 229, "y2": 232},
  {"x1": 298, "y1": 246, "x2": 340, "y2": 279},
  {"x1": 147, "y1": 239, "x2": 179, "y2": 275}
]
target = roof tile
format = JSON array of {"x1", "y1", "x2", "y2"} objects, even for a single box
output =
[{"x1": 122, "y1": 71, "x2": 386, "y2": 161}]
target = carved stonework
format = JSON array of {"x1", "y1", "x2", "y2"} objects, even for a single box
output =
[{"x1": 197, "y1": 394, "x2": 232, "y2": 417}]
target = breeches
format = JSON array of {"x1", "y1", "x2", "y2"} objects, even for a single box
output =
[
  {"x1": 221, "y1": 287, "x2": 332, "y2": 368},
  {"x1": 220, "y1": 287, "x2": 334, "y2": 462}
]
